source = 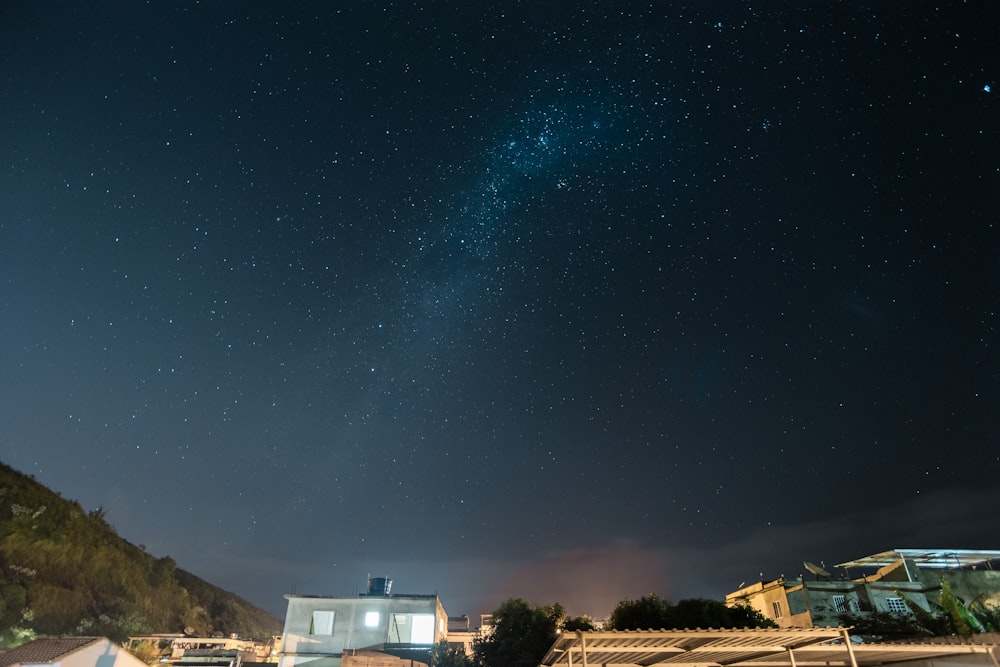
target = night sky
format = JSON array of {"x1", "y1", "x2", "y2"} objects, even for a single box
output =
[{"x1": 2, "y1": 2, "x2": 998, "y2": 622}]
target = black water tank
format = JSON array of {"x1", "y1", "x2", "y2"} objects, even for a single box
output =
[{"x1": 368, "y1": 576, "x2": 392, "y2": 596}]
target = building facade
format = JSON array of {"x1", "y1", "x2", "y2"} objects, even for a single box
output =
[
  {"x1": 726, "y1": 548, "x2": 1000, "y2": 628},
  {"x1": 277, "y1": 581, "x2": 447, "y2": 667}
]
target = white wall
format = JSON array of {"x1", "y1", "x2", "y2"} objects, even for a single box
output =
[
  {"x1": 60, "y1": 639, "x2": 149, "y2": 667},
  {"x1": 280, "y1": 594, "x2": 446, "y2": 666}
]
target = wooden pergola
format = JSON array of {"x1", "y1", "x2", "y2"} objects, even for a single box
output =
[{"x1": 539, "y1": 627, "x2": 1000, "y2": 667}]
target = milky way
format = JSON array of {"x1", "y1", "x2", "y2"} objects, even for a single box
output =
[{"x1": 1, "y1": 2, "x2": 997, "y2": 619}]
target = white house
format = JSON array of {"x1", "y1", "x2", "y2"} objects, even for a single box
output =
[{"x1": 277, "y1": 579, "x2": 447, "y2": 667}]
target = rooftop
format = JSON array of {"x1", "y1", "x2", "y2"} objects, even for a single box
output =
[
  {"x1": 837, "y1": 549, "x2": 1000, "y2": 570},
  {"x1": 0, "y1": 637, "x2": 103, "y2": 667}
]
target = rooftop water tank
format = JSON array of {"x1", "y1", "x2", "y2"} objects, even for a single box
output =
[{"x1": 368, "y1": 576, "x2": 392, "y2": 596}]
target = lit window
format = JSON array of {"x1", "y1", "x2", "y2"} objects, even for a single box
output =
[
  {"x1": 387, "y1": 613, "x2": 435, "y2": 643},
  {"x1": 832, "y1": 595, "x2": 847, "y2": 613},
  {"x1": 411, "y1": 615, "x2": 435, "y2": 643},
  {"x1": 365, "y1": 611, "x2": 380, "y2": 627},
  {"x1": 886, "y1": 598, "x2": 907, "y2": 613},
  {"x1": 771, "y1": 601, "x2": 782, "y2": 618},
  {"x1": 311, "y1": 611, "x2": 335, "y2": 635}
]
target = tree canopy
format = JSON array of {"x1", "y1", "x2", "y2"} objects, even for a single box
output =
[
  {"x1": 607, "y1": 594, "x2": 776, "y2": 630},
  {"x1": 473, "y1": 598, "x2": 563, "y2": 667},
  {"x1": 562, "y1": 615, "x2": 597, "y2": 632},
  {"x1": 429, "y1": 639, "x2": 473, "y2": 667}
]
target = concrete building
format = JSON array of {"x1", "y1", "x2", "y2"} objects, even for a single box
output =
[
  {"x1": 726, "y1": 548, "x2": 1000, "y2": 628},
  {"x1": 444, "y1": 616, "x2": 478, "y2": 658},
  {"x1": 276, "y1": 578, "x2": 447, "y2": 667}
]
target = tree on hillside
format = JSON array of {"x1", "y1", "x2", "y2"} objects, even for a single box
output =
[
  {"x1": 473, "y1": 598, "x2": 563, "y2": 667},
  {"x1": 0, "y1": 462, "x2": 282, "y2": 645}
]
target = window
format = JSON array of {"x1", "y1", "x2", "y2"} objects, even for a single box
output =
[
  {"x1": 365, "y1": 611, "x2": 380, "y2": 627},
  {"x1": 832, "y1": 595, "x2": 847, "y2": 613},
  {"x1": 886, "y1": 598, "x2": 907, "y2": 613},
  {"x1": 388, "y1": 613, "x2": 435, "y2": 643},
  {"x1": 411, "y1": 615, "x2": 435, "y2": 643},
  {"x1": 771, "y1": 601, "x2": 783, "y2": 618},
  {"x1": 310, "y1": 611, "x2": 335, "y2": 635}
]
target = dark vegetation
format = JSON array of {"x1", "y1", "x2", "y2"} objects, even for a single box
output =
[
  {"x1": 0, "y1": 462, "x2": 281, "y2": 646},
  {"x1": 472, "y1": 599, "x2": 565, "y2": 667},
  {"x1": 606, "y1": 593, "x2": 776, "y2": 631}
]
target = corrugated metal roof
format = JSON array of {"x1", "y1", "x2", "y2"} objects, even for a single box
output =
[
  {"x1": 0, "y1": 637, "x2": 103, "y2": 667},
  {"x1": 837, "y1": 549, "x2": 1000, "y2": 570},
  {"x1": 540, "y1": 628, "x2": 1000, "y2": 667}
]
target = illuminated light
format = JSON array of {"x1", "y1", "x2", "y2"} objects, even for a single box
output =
[
  {"x1": 411, "y1": 614, "x2": 435, "y2": 643},
  {"x1": 365, "y1": 611, "x2": 379, "y2": 627}
]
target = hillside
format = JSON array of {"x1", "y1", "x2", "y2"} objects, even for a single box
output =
[{"x1": 0, "y1": 461, "x2": 282, "y2": 646}]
